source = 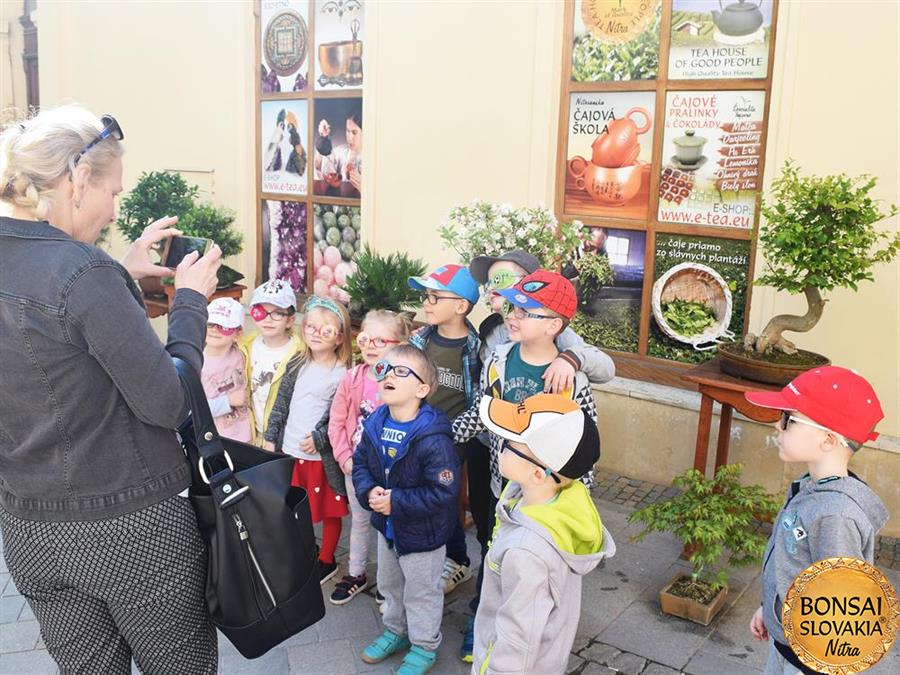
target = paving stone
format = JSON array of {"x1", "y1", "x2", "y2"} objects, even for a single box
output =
[
  {"x1": 581, "y1": 641, "x2": 620, "y2": 665},
  {"x1": 0, "y1": 648, "x2": 58, "y2": 674},
  {"x1": 567, "y1": 653, "x2": 585, "y2": 674},
  {"x1": 217, "y1": 646, "x2": 288, "y2": 674},
  {"x1": 580, "y1": 663, "x2": 617, "y2": 675},
  {"x1": 313, "y1": 598, "x2": 382, "y2": 640},
  {"x1": 643, "y1": 663, "x2": 682, "y2": 675},
  {"x1": 610, "y1": 651, "x2": 647, "y2": 674},
  {"x1": 18, "y1": 602, "x2": 35, "y2": 622},
  {"x1": 287, "y1": 637, "x2": 358, "y2": 673},
  {"x1": 703, "y1": 577, "x2": 767, "y2": 672},
  {"x1": 571, "y1": 635, "x2": 592, "y2": 654},
  {"x1": 683, "y1": 650, "x2": 763, "y2": 675},
  {"x1": 1, "y1": 577, "x2": 19, "y2": 598},
  {"x1": 0, "y1": 619, "x2": 40, "y2": 654},
  {"x1": 0, "y1": 595, "x2": 25, "y2": 624}
]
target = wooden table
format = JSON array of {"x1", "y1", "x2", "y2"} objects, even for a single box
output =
[
  {"x1": 681, "y1": 358, "x2": 781, "y2": 477},
  {"x1": 144, "y1": 284, "x2": 247, "y2": 319}
]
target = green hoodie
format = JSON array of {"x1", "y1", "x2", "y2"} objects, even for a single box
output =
[{"x1": 473, "y1": 481, "x2": 616, "y2": 675}]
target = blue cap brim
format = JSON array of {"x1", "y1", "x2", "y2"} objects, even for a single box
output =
[
  {"x1": 408, "y1": 276, "x2": 452, "y2": 293},
  {"x1": 497, "y1": 288, "x2": 543, "y2": 309}
]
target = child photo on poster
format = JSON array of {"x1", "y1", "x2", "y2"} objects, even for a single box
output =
[
  {"x1": 314, "y1": 98, "x2": 362, "y2": 198},
  {"x1": 260, "y1": 0, "x2": 310, "y2": 93},
  {"x1": 564, "y1": 91, "x2": 656, "y2": 220},
  {"x1": 261, "y1": 99, "x2": 309, "y2": 196}
]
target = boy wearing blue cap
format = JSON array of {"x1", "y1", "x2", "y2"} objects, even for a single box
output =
[{"x1": 408, "y1": 264, "x2": 481, "y2": 595}]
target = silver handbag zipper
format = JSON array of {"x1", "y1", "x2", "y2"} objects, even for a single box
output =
[{"x1": 233, "y1": 513, "x2": 277, "y2": 608}]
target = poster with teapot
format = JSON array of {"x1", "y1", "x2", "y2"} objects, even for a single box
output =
[
  {"x1": 564, "y1": 91, "x2": 656, "y2": 220},
  {"x1": 261, "y1": 99, "x2": 309, "y2": 196},
  {"x1": 314, "y1": 0, "x2": 364, "y2": 90},
  {"x1": 261, "y1": 0, "x2": 310, "y2": 93},
  {"x1": 668, "y1": 0, "x2": 773, "y2": 80},
  {"x1": 571, "y1": 0, "x2": 662, "y2": 82},
  {"x1": 657, "y1": 90, "x2": 765, "y2": 228}
]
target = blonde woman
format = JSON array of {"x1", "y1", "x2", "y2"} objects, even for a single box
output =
[{"x1": 0, "y1": 105, "x2": 221, "y2": 674}]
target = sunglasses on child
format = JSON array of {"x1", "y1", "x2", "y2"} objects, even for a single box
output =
[
  {"x1": 249, "y1": 304, "x2": 294, "y2": 322},
  {"x1": 500, "y1": 440, "x2": 560, "y2": 483},
  {"x1": 207, "y1": 323, "x2": 240, "y2": 337},
  {"x1": 373, "y1": 360, "x2": 425, "y2": 384},
  {"x1": 357, "y1": 332, "x2": 400, "y2": 349},
  {"x1": 502, "y1": 301, "x2": 554, "y2": 321},
  {"x1": 778, "y1": 411, "x2": 850, "y2": 447}
]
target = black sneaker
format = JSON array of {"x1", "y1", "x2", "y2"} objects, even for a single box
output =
[
  {"x1": 329, "y1": 574, "x2": 369, "y2": 605},
  {"x1": 318, "y1": 560, "x2": 339, "y2": 585}
]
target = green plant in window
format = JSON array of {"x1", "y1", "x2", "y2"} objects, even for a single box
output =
[{"x1": 571, "y1": 7, "x2": 661, "y2": 82}]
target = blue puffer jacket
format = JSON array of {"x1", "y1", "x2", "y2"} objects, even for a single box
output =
[{"x1": 352, "y1": 403, "x2": 459, "y2": 556}]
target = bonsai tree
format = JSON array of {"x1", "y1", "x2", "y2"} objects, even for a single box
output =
[
  {"x1": 117, "y1": 170, "x2": 197, "y2": 243},
  {"x1": 747, "y1": 161, "x2": 900, "y2": 355},
  {"x1": 629, "y1": 464, "x2": 779, "y2": 600},
  {"x1": 341, "y1": 244, "x2": 427, "y2": 319}
]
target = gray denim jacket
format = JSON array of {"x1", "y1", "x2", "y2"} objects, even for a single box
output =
[{"x1": 0, "y1": 217, "x2": 207, "y2": 521}]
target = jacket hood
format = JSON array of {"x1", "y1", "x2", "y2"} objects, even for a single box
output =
[
  {"x1": 501, "y1": 481, "x2": 615, "y2": 575},
  {"x1": 363, "y1": 402, "x2": 452, "y2": 449},
  {"x1": 802, "y1": 472, "x2": 889, "y2": 532}
]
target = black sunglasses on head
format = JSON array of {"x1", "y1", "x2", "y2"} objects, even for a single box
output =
[{"x1": 73, "y1": 115, "x2": 124, "y2": 167}]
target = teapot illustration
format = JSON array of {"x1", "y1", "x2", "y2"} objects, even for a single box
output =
[
  {"x1": 590, "y1": 107, "x2": 651, "y2": 168},
  {"x1": 711, "y1": 0, "x2": 765, "y2": 37}
]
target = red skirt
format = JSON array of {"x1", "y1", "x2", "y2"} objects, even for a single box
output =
[{"x1": 291, "y1": 458, "x2": 349, "y2": 523}]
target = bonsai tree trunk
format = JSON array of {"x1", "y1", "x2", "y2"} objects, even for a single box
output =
[{"x1": 746, "y1": 286, "x2": 825, "y2": 355}]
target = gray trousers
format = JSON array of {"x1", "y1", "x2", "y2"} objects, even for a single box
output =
[
  {"x1": 765, "y1": 643, "x2": 803, "y2": 675},
  {"x1": 376, "y1": 533, "x2": 445, "y2": 651},
  {"x1": 0, "y1": 496, "x2": 217, "y2": 675}
]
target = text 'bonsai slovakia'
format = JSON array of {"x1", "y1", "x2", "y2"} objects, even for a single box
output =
[{"x1": 747, "y1": 161, "x2": 900, "y2": 355}]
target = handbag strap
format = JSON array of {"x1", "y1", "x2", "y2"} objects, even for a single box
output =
[{"x1": 173, "y1": 357, "x2": 227, "y2": 464}]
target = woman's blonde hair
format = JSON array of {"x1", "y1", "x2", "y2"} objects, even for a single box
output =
[
  {"x1": 361, "y1": 309, "x2": 411, "y2": 342},
  {"x1": 288, "y1": 296, "x2": 353, "y2": 374},
  {"x1": 0, "y1": 104, "x2": 124, "y2": 220}
]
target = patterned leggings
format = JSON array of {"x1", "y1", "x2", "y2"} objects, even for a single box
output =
[{"x1": 0, "y1": 496, "x2": 217, "y2": 675}]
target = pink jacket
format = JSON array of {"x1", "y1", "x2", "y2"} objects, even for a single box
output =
[{"x1": 328, "y1": 363, "x2": 372, "y2": 467}]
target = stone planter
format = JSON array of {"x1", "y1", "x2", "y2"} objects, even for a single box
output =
[{"x1": 658, "y1": 574, "x2": 728, "y2": 626}]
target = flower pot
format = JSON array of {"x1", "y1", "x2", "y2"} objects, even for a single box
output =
[
  {"x1": 718, "y1": 342, "x2": 830, "y2": 386},
  {"x1": 659, "y1": 574, "x2": 728, "y2": 626},
  {"x1": 138, "y1": 276, "x2": 166, "y2": 298}
]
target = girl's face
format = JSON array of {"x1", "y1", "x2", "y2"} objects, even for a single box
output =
[
  {"x1": 252, "y1": 303, "x2": 295, "y2": 339},
  {"x1": 205, "y1": 324, "x2": 241, "y2": 350},
  {"x1": 303, "y1": 307, "x2": 343, "y2": 357},
  {"x1": 358, "y1": 319, "x2": 401, "y2": 366}
]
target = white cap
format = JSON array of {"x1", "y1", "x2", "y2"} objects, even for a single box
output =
[
  {"x1": 207, "y1": 298, "x2": 244, "y2": 329},
  {"x1": 250, "y1": 279, "x2": 296, "y2": 310}
]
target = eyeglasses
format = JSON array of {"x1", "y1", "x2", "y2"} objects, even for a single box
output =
[
  {"x1": 500, "y1": 440, "x2": 560, "y2": 483},
  {"x1": 485, "y1": 270, "x2": 523, "y2": 292},
  {"x1": 357, "y1": 332, "x2": 400, "y2": 350},
  {"x1": 304, "y1": 323, "x2": 340, "y2": 340},
  {"x1": 373, "y1": 359, "x2": 425, "y2": 384},
  {"x1": 250, "y1": 304, "x2": 293, "y2": 322},
  {"x1": 73, "y1": 115, "x2": 124, "y2": 167},
  {"x1": 779, "y1": 411, "x2": 850, "y2": 447},
  {"x1": 208, "y1": 324, "x2": 240, "y2": 337},
  {"x1": 420, "y1": 291, "x2": 459, "y2": 306},
  {"x1": 502, "y1": 301, "x2": 554, "y2": 321}
]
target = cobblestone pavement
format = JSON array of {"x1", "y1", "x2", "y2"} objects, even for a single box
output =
[{"x1": 2, "y1": 475, "x2": 898, "y2": 674}]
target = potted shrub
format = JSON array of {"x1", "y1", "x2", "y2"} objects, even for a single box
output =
[
  {"x1": 718, "y1": 161, "x2": 900, "y2": 384},
  {"x1": 629, "y1": 464, "x2": 779, "y2": 626},
  {"x1": 574, "y1": 251, "x2": 614, "y2": 316},
  {"x1": 341, "y1": 244, "x2": 427, "y2": 323}
]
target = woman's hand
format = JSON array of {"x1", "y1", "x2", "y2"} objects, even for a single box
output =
[
  {"x1": 348, "y1": 164, "x2": 361, "y2": 192},
  {"x1": 299, "y1": 435, "x2": 317, "y2": 454},
  {"x1": 120, "y1": 216, "x2": 182, "y2": 280},
  {"x1": 750, "y1": 606, "x2": 768, "y2": 641},
  {"x1": 318, "y1": 119, "x2": 331, "y2": 137},
  {"x1": 174, "y1": 245, "x2": 222, "y2": 298}
]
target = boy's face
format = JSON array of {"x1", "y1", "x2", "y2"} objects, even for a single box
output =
[
  {"x1": 206, "y1": 324, "x2": 241, "y2": 350},
  {"x1": 379, "y1": 355, "x2": 430, "y2": 407},
  {"x1": 252, "y1": 303, "x2": 295, "y2": 339},
  {"x1": 773, "y1": 411, "x2": 846, "y2": 464},
  {"x1": 498, "y1": 439, "x2": 552, "y2": 485},
  {"x1": 504, "y1": 303, "x2": 562, "y2": 345},
  {"x1": 485, "y1": 261, "x2": 526, "y2": 314},
  {"x1": 421, "y1": 290, "x2": 467, "y2": 326}
]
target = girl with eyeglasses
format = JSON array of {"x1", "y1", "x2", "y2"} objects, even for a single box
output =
[
  {"x1": 265, "y1": 296, "x2": 353, "y2": 584},
  {"x1": 326, "y1": 310, "x2": 411, "y2": 605}
]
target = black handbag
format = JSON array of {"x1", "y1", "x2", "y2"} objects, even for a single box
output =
[{"x1": 173, "y1": 357, "x2": 325, "y2": 659}]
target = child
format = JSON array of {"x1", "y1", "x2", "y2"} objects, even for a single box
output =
[
  {"x1": 242, "y1": 279, "x2": 304, "y2": 445},
  {"x1": 407, "y1": 264, "x2": 481, "y2": 593},
  {"x1": 327, "y1": 309, "x2": 410, "y2": 605},
  {"x1": 744, "y1": 367, "x2": 887, "y2": 675},
  {"x1": 353, "y1": 344, "x2": 459, "y2": 675},
  {"x1": 202, "y1": 298, "x2": 251, "y2": 442},
  {"x1": 472, "y1": 393, "x2": 615, "y2": 674},
  {"x1": 265, "y1": 295, "x2": 353, "y2": 583}
]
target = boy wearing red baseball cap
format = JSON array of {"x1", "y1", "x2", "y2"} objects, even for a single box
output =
[{"x1": 744, "y1": 367, "x2": 888, "y2": 675}]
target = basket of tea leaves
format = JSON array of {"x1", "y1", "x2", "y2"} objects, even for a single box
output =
[{"x1": 652, "y1": 263, "x2": 734, "y2": 350}]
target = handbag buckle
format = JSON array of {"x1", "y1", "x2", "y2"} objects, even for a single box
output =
[{"x1": 198, "y1": 450, "x2": 234, "y2": 484}]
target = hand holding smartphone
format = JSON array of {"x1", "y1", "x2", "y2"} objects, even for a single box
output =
[{"x1": 161, "y1": 236, "x2": 213, "y2": 269}]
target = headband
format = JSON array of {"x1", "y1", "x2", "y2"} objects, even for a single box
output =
[{"x1": 304, "y1": 295, "x2": 345, "y2": 327}]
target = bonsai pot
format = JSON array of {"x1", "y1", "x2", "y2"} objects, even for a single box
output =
[
  {"x1": 659, "y1": 574, "x2": 728, "y2": 626},
  {"x1": 718, "y1": 342, "x2": 830, "y2": 386},
  {"x1": 138, "y1": 276, "x2": 166, "y2": 298}
]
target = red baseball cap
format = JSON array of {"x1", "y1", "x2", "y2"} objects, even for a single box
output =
[
  {"x1": 745, "y1": 366, "x2": 883, "y2": 444},
  {"x1": 498, "y1": 270, "x2": 578, "y2": 320}
]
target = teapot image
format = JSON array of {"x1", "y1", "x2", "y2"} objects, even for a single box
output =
[
  {"x1": 567, "y1": 158, "x2": 643, "y2": 206},
  {"x1": 711, "y1": 0, "x2": 765, "y2": 37},
  {"x1": 590, "y1": 107, "x2": 651, "y2": 168}
]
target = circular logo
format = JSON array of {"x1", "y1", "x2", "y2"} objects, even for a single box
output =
[
  {"x1": 264, "y1": 10, "x2": 309, "y2": 77},
  {"x1": 580, "y1": 0, "x2": 659, "y2": 45},
  {"x1": 783, "y1": 557, "x2": 900, "y2": 674}
]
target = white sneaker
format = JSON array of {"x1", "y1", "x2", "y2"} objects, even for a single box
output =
[{"x1": 441, "y1": 558, "x2": 472, "y2": 594}]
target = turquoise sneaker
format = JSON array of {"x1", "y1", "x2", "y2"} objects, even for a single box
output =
[
  {"x1": 397, "y1": 645, "x2": 438, "y2": 674},
  {"x1": 459, "y1": 616, "x2": 475, "y2": 663},
  {"x1": 361, "y1": 629, "x2": 411, "y2": 664}
]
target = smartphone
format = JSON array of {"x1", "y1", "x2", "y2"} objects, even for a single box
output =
[{"x1": 161, "y1": 236, "x2": 213, "y2": 269}]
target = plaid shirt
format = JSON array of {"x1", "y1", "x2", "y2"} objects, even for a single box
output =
[{"x1": 409, "y1": 321, "x2": 481, "y2": 410}]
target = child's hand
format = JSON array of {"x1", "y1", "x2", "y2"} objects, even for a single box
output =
[
  {"x1": 341, "y1": 458, "x2": 353, "y2": 476},
  {"x1": 299, "y1": 435, "x2": 317, "y2": 454},
  {"x1": 263, "y1": 441, "x2": 275, "y2": 453},
  {"x1": 750, "y1": 606, "x2": 768, "y2": 641},
  {"x1": 367, "y1": 486, "x2": 385, "y2": 509},
  {"x1": 227, "y1": 388, "x2": 246, "y2": 407},
  {"x1": 543, "y1": 357, "x2": 576, "y2": 393},
  {"x1": 370, "y1": 489, "x2": 391, "y2": 515}
]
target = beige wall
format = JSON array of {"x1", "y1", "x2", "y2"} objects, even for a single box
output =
[{"x1": 0, "y1": 0, "x2": 28, "y2": 116}]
